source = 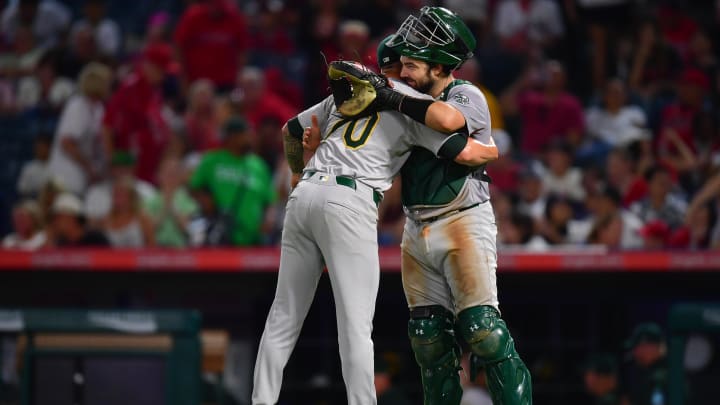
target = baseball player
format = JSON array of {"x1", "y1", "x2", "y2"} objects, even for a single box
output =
[
  {"x1": 251, "y1": 61, "x2": 499, "y2": 405},
  {"x1": 363, "y1": 7, "x2": 533, "y2": 404}
]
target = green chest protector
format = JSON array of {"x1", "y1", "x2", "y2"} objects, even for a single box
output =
[{"x1": 400, "y1": 79, "x2": 488, "y2": 207}]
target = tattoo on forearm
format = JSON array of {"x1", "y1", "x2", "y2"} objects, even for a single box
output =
[{"x1": 284, "y1": 133, "x2": 305, "y2": 174}]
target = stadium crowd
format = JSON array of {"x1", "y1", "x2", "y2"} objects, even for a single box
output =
[{"x1": 1, "y1": 0, "x2": 719, "y2": 251}]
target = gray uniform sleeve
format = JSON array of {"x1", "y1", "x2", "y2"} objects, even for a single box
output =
[
  {"x1": 406, "y1": 119, "x2": 466, "y2": 160},
  {"x1": 287, "y1": 96, "x2": 334, "y2": 139},
  {"x1": 446, "y1": 84, "x2": 492, "y2": 143}
]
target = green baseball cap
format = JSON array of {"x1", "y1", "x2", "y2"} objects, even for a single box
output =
[
  {"x1": 624, "y1": 322, "x2": 664, "y2": 349},
  {"x1": 377, "y1": 34, "x2": 401, "y2": 69}
]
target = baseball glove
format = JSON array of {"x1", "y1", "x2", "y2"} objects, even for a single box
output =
[{"x1": 327, "y1": 60, "x2": 404, "y2": 119}]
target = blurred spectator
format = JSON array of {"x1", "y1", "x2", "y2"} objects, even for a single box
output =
[
  {"x1": 0, "y1": 24, "x2": 45, "y2": 79},
  {"x1": 538, "y1": 195, "x2": 587, "y2": 245},
  {"x1": 540, "y1": 140, "x2": 585, "y2": 203},
  {"x1": 516, "y1": 167, "x2": 547, "y2": 221},
  {"x1": 374, "y1": 356, "x2": 411, "y2": 405},
  {"x1": 145, "y1": 11, "x2": 172, "y2": 46},
  {"x1": 486, "y1": 131, "x2": 521, "y2": 194},
  {"x1": 237, "y1": 66, "x2": 297, "y2": 165},
  {"x1": 1, "y1": 0, "x2": 70, "y2": 48},
  {"x1": 672, "y1": 202, "x2": 719, "y2": 250},
  {"x1": 102, "y1": 43, "x2": 175, "y2": 184},
  {"x1": 337, "y1": 20, "x2": 372, "y2": 63},
  {"x1": 656, "y1": 4, "x2": 698, "y2": 58},
  {"x1": 189, "y1": 116, "x2": 276, "y2": 246},
  {"x1": 605, "y1": 148, "x2": 648, "y2": 208},
  {"x1": 682, "y1": 172, "x2": 720, "y2": 249},
  {"x1": 454, "y1": 57, "x2": 508, "y2": 141},
  {"x1": 47, "y1": 192, "x2": 108, "y2": 247},
  {"x1": 574, "y1": 0, "x2": 632, "y2": 93},
  {"x1": 296, "y1": 0, "x2": 342, "y2": 103},
  {"x1": 103, "y1": 176, "x2": 155, "y2": 248},
  {"x1": 460, "y1": 352, "x2": 492, "y2": 405},
  {"x1": 656, "y1": 69, "x2": 709, "y2": 181},
  {"x1": 344, "y1": 0, "x2": 398, "y2": 38},
  {"x1": 620, "y1": 323, "x2": 668, "y2": 405},
  {"x1": 586, "y1": 186, "x2": 643, "y2": 250},
  {"x1": 500, "y1": 211, "x2": 548, "y2": 251},
  {"x1": 630, "y1": 165, "x2": 687, "y2": 230},
  {"x1": 174, "y1": 0, "x2": 249, "y2": 91},
  {"x1": 686, "y1": 29, "x2": 718, "y2": 96},
  {"x1": 247, "y1": 0, "x2": 294, "y2": 60},
  {"x1": 184, "y1": 78, "x2": 221, "y2": 152},
  {"x1": 444, "y1": 0, "x2": 488, "y2": 43},
  {"x1": 581, "y1": 353, "x2": 620, "y2": 405},
  {"x1": 493, "y1": 0, "x2": 564, "y2": 54},
  {"x1": 70, "y1": 0, "x2": 121, "y2": 59},
  {"x1": 144, "y1": 157, "x2": 198, "y2": 248},
  {"x1": 629, "y1": 18, "x2": 682, "y2": 100},
  {"x1": 55, "y1": 22, "x2": 101, "y2": 80},
  {"x1": 502, "y1": 60, "x2": 585, "y2": 154},
  {"x1": 16, "y1": 133, "x2": 51, "y2": 198},
  {"x1": 2, "y1": 200, "x2": 46, "y2": 250},
  {"x1": 638, "y1": 219, "x2": 671, "y2": 250},
  {"x1": 48, "y1": 62, "x2": 112, "y2": 195},
  {"x1": 85, "y1": 151, "x2": 157, "y2": 228},
  {"x1": 16, "y1": 50, "x2": 73, "y2": 111},
  {"x1": 584, "y1": 78, "x2": 651, "y2": 154},
  {"x1": 37, "y1": 177, "x2": 63, "y2": 225}
]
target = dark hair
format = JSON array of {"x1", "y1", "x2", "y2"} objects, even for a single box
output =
[
  {"x1": 644, "y1": 165, "x2": 670, "y2": 182},
  {"x1": 510, "y1": 211, "x2": 535, "y2": 244},
  {"x1": 429, "y1": 63, "x2": 453, "y2": 77},
  {"x1": 601, "y1": 186, "x2": 622, "y2": 206}
]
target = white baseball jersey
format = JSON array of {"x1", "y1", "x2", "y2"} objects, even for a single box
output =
[{"x1": 291, "y1": 81, "x2": 467, "y2": 192}]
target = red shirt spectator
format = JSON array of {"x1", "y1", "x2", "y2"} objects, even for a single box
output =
[
  {"x1": 656, "y1": 69, "x2": 709, "y2": 174},
  {"x1": 502, "y1": 61, "x2": 584, "y2": 155},
  {"x1": 174, "y1": 0, "x2": 248, "y2": 89},
  {"x1": 518, "y1": 90, "x2": 584, "y2": 154},
  {"x1": 239, "y1": 67, "x2": 296, "y2": 130},
  {"x1": 102, "y1": 44, "x2": 173, "y2": 183}
]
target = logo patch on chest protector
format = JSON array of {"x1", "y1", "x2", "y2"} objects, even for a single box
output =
[{"x1": 453, "y1": 93, "x2": 470, "y2": 105}]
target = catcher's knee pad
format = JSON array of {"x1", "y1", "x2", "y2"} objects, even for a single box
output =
[
  {"x1": 408, "y1": 305, "x2": 462, "y2": 405},
  {"x1": 457, "y1": 305, "x2": 533, "y2": 405}
]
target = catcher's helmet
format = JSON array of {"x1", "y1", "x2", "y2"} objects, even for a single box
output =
[{"x1": 387, "y1": 7, "x2": 476, "y2": 70}]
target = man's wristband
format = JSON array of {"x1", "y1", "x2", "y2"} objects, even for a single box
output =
[{"x1": 398, "y1": 97, "x2": 433, "y2": 124}]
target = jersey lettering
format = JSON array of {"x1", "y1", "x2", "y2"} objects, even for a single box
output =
[{"x1": 333, "y1": 113, "x2": 380, "y2": 150}]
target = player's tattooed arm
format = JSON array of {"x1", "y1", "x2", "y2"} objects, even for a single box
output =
[
  {"x1": 283, "y1": 130, "x2": 305, "y2": 174},
  {"x1": 283, "y1": 128, "x2": 304, "y2": 189}
]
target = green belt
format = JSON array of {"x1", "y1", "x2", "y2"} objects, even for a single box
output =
[{"x1": 302, "y1": 171, "x2": 382, "y2": 206}]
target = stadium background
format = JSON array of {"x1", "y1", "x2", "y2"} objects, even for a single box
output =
[{"x1": 1, "y1": 0, "x2": 720, "y2": 404}]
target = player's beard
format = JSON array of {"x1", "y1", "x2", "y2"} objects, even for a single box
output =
[
  {"x1": 415, "y1": 70, "x2": 434, "y2": 94},
  {"x1": 405, "y1": 68, "x2": 434, "y2": 95}
]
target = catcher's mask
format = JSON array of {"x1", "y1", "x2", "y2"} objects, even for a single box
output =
[
  {"x1": 387, "y1": 6, "x2": 476, "y2": 70},
  {"x1": 327, "y1": 61, "x2": 378, "y2": 118}
]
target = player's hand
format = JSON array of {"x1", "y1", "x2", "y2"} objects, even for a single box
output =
[{"x1": 302, "y1": 115, "x2": 321, "y2": 152}]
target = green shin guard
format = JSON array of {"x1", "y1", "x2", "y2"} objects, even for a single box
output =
[
  {"x1": 458, "y1": 306, "x2": 533, "y2": 405},
  {"x1": 408, "y1": 305, "x2": 463, "y2": 405}
]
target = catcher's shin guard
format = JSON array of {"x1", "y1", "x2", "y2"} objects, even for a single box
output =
[
  {"x1": 457, "y1": 305, "x2": 532, "y2": 405},
  {"x1": 408, "y1": 305, "x2": 463, "y2": 405}
]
